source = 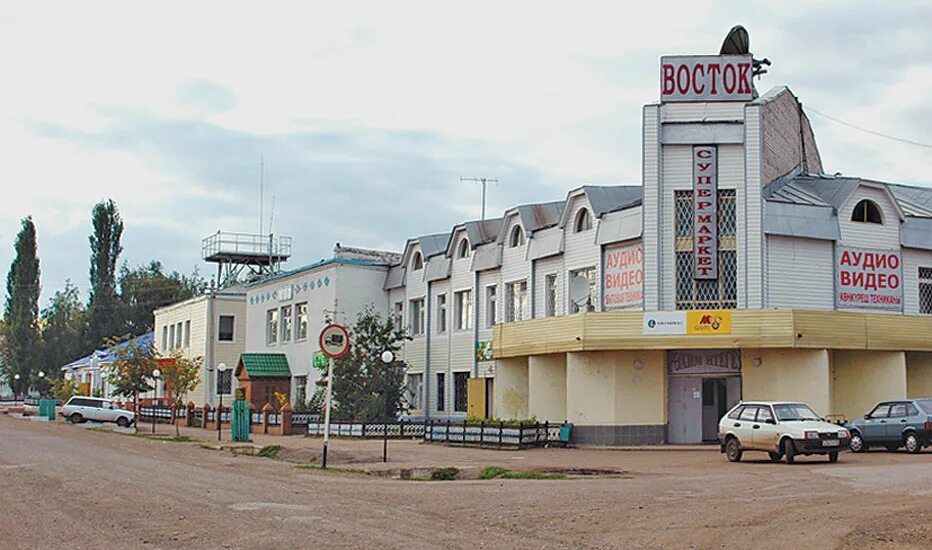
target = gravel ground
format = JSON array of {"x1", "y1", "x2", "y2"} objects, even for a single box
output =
[{"x1": 1, "y1": 414, "x2": 930, "y2": 549}]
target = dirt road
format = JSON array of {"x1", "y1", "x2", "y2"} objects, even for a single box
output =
[{"x1": 1, "y1": 415, "x2": 930, "y2": 549}]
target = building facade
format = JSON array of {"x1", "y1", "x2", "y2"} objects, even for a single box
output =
[{"x1": 153, "y1": 288, "x2": 246, "y2": 406}]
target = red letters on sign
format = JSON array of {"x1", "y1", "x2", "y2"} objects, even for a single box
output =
[{"x1": 660, "y1": 55, "x2": 753, "y2": 102}]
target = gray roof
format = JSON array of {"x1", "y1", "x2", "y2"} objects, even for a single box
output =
[
  {"x1": 515, "y1": 201, "x2": 565, "y2": 233},
  {"x1": 764, "y1": 201, "x2": 840, "y2": 241},
  {"x1": 383, "y1": 264, "x2": 406, "y2": 290},
  {"x1": 425, "y1": 256, "x2": 452, "y2": 282},
  {"x1": 583, "y1": 186, "x2": 643, "y2": 217},
  {"x1": 527, "y1": 226, "x2": 564, "y2": 261},
  {"x1": 471, "y1": 242, "x2": 502, "y2": 272},
  {"x1": 902, "y1": 217, "x2": 932, "y2": 251},
  {"x1": 417, "y1": 233, "x2": 450, "y2": 259}
]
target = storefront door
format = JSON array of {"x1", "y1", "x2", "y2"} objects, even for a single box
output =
[{"x1": 667, "y1": 350, "x2": 742, "y2": 444}]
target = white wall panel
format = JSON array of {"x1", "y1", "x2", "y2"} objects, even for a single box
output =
[
  {"x1": 766, "y1": 236, "x2": 834, "y2": 310},
  {"x1": 563, "y1": 194, "x2": 601, "y2": 311},
  {"x1": 838, "y1": 186, "x2": 902, "y2": 250},
  {"x1": 534, "y1": 255, "x2": 564, "y2": 318},
  {"x1": 903, "y1": 248, "x2": 932, "y2": 315}
]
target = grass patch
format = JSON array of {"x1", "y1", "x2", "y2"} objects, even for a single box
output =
[
  {"x1": 430, "y1": 467, "x2": 460, "y2": 481},
  {"x1": 256, "y1": 445, "x2": 282, "y2": 459},
  {"x1": 478, "y1": 466, "x2": 564, "y2": 480}
]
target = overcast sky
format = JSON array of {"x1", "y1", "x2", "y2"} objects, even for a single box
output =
[{"x1": 2, "y1": 1, "x2": 930, "y2": 307}]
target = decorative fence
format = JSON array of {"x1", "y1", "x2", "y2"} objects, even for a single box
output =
[
  {"x1": 304, "y1": 420, "x2": 427, "y2": 438},
  {"x1": 303, "y1": 419, "x2": 569, "y2": 448}
]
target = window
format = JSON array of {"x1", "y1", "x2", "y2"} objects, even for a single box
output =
[
  {"x1": 869, "y1": 404, "x2": 891, "y2": 418},
  {"x1": 727, "y1": 406, "x2": 743, "y2": 420},
  {"x1": 436, "y1": 373, "x2": 445, "y2": 411},
  {"x1": 568, "y1": 267, "x2": 596, "y2": 313},
  {"x1": 486, "y1": 285, "x2": 498, "y2": 327},
  {"x1": 266, "y1": 309, "x2": 279, "y2": 345},
  {"x1": 574, "y1": 208, "x2": 592, "y2": 232},
  {"x1": 906, "y1": 403, "x2": 919, "y2": 416},
  {"x1": 161, "y1": 326, "x2": 168, "y2": 351},
  {"x1": 216, "y1": 369, "x2": 232, "y2": 395},
  {"x1": 545, "y1": 273, "x2": 558, "y2": 317},
  {"x1": 739, "y1": 406, "x2": 758, "y2": 421},
  {"x1": 920, "y1": 267, "x2": 932, "y2": 315},
  {"x1": 295, "y1": 303, "x2": 308, "y2": 341},
  {"x1": 393, "y1": 301, "x2": 403, "y2": 321},
  {"x1": 218, "y1": 315, "x2": 235, "y2": 342},
  {"x1": 509, "y1": 225, "x2": 524, "y2": 248},
  {"x1": 889, "y1": 403, "x2": 908, "y2": 418},
  {"x1": 409, "y1": 298, "x2": 425, "y2": 336},
  {"x1": 505, "y1": 280, "x2": 528, "y2": 322},
  {"x1": 264, "y1": 384, "x2": 274, "y2": 408},
  {"x1": 281, "y1": 305, "x2": 293, "y2": 343},
  {"x1": 169, "y1": 324, "x2": 175, "y2": 349},
  {"x1": 411, "y1": 252, "x2": 424, "y2": 271},
  {"x1": 183, "y1": 320, "x2": 190, "y2": 347},
  {"x1": 436, "y1": 294, "x2": 447, "y2": 334},
  {"x1": 454, "y1": 372, "x2": 469, "y2": 413},
  {"x1": 454, "y1": 290, "x2": 473, "y2": 330},
  {"x1": 757, "y1": 406, "x2": 774, "y2": 423},
  {"x1": 674, "y1": 189, "x2": 738, "y2": 310},
  {"x1": 406, "y1": 374, "x2": 423, "y2": 410},
  {"x1": 852, "y1": 199, "x2": 883, "y2": 224},
  {"x1": 294, "y1": 376, "x2": 308, "y2": 406},
  {"x1": 457, "y1": 238, "x2": 471, "y2": 259},
  {"x1": 176, "y1": 323, "x2": 183, "y2": 349}
]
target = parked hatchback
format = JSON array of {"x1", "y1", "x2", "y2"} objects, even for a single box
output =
[
  {"x1": 846, "y1": 399, "x2": 932, "y2": 454},
  {"x1": 719, "y1": 401, "x2": 850, "y2": 463},
  {"x1": 62, "y1": 396, "x2": 135, "y2": 427}
]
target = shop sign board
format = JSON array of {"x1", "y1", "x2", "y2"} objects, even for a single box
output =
[
  {"x1": 686, "y1": 310, "x2": 731, "y2": 335},
  {"x1": 603, "y1": 243, "x2": 643, "y2": 310},
  {"x1": 660, "y1": 55, "x2": 754, "y2": 102},
  {"x1": 693, "y1": 145, "x2": 718, "y2": 279},
  {"x1": 667, "y1": 350, "x2": 741, "y2": 376},
  {"x1": 476, "y1": 340, "x2": 494, "y2": 362},
  {"x1": 835, "y1": 246, "x2": 903, "y2": 311},
  {"x1": 643, "y1": 311, "x2": 686, "y2": 335}
]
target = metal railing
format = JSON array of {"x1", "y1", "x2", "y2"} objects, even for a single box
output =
[{"x1": 202, "y1": 231, "x2": 292, "y2": 260}]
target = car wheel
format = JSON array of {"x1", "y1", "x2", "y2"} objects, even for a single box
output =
[
  {"x1": 116, "y1": 416, "x2": 129, "y2": 428},
  {"x1": 69, "y1": 413, "x2": 84, "y2": 424},
  {"x1": 904, "y1": 433, "x2": 921, "y2": 454},
  {"x1": 885, "y1": 444, "x2": 899, "y2": 452},
  {"x1": 828, "y1": 451, "x2": 839, "y2": 463},
  {"x1": 725, "y1": 437, "x2": 742, "y2": 462},
  {"x1": 783, "y1": 439, "x2": 796, "y2": 464},
  {"x1": 849, "y1": 432, "x2": 866, "y2": 453},
  {"x1": 768, "y1": 452, "x2": 783, "y2": 462}
]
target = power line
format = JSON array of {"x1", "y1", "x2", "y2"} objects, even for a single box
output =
[{"x1": 806, "y1": 106, "x2": 932, "y2": 150}]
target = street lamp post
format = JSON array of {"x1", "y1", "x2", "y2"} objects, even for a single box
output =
[
  {"x1": 37, "y1": 371, "x2": 45, "y2": 399},
  {"x1": 380, "y1": 350, "x2": 395, "y2": 463},
  {"x1": 217, "y1": 363, "x2": 228, "y2": 442},
  {"x1": 13, "y1": 373, "x2": 20, "y2": 403},
  {"x1": 151, "y1": 369, "x2": 161, "y2": 434}
]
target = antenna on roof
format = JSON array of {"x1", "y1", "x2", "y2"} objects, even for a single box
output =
[
  {"x1": 259, "y1": 155, "x2": 265, "y2": 235},
  {"x1": 720, "y1": 25, "x2": 771, "y2": 80},
  {"x1": 460, "y1": 177, "x2": 499, "y2": 220}
]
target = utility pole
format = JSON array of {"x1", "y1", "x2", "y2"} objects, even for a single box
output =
[{"x1": 460, "y1": 177, "x2": 498, "y2": 221}]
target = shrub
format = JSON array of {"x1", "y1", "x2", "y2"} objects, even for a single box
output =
[
  {"x1": 256, "y1": 445, "x2": 282, "y2": 459},
  {"x1": 478, "y1": 466, "x2": 564, "y2": 480},
  {"x1": 430, "y1": 467, "x2": 459, "y2": 481},
  {"x1": 478, "y1": 466, "x2": 509, "y2": 480}
]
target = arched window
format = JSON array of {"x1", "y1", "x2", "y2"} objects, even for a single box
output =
[
  {"x1": 411, "y1": 251, "x2": 423, "y2": 270},
  {"x1": 457, "y1": 238, "x2": 471, "y2": 259},
  {"x1": 509, "y1": 225, "x2": 524, "y2": 248},
  {"x1": 574, "y1": 208, "x2": 593, "y2": 232},
  {"x1": 851, "y1": 199, "x2": 883, "y2": 224}
]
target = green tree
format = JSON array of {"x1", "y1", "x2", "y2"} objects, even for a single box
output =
[
  {"x1": 1, "y1": 217, "x2": 42, "y2": 398},
  {"x1": 160, "y1": 350, "x2": 202, "y2": 435},
  {"x1": 313, "y1": 306, "x2": 410, "y2": 422},
  {"x1": 40, "y1": 280, "x2": 87, "y2": 373},
  {"x1": 50, "y1": 377, "x2": 80, "y2": 402},
  {"x1": 119, "y1": 261, "x2": 205, "y2": 335},
  {"x1": 86, "y1": 199, "x2": 124, "y2": 349},
  {"x1": 105, "y1": 335, "x2": 156, "y2": 414}
]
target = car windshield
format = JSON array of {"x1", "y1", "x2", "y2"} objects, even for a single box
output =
[
  {"x1": 916, "y1": 399, "x2": 932, "y2": 414},
  {"x1": 773, "y1": 404, "x2": 821, "y2": 422}
]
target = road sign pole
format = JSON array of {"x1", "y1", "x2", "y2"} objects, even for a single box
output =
[{"x1": 322, "y1": 356, "x2": 334, "y2": 469}]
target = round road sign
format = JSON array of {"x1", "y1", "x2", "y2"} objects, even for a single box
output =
[{"x1": 319, "y1": 324, "x2": 350, "y2": 359}]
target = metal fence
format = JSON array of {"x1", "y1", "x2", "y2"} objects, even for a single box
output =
[
  {"x1": 304, "y1": 420, "x2": 427, "y2": 438},
  {"x1": 423, "y1": 420, "x2": 564, "y2": 449}
]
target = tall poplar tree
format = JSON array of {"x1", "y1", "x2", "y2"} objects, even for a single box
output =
[
  {"x1": 86, "y1": 199, "x2": 124, "y2": 349},
  {"x1": 1, "y1": 217, "x2": 42, "y2": 397}
]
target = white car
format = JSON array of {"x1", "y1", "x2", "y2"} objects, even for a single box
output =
[
  {"x1": 62, "y1": 396, "x2": 135, "y2": 427},
  {"x1": 719, "y1": 401, "x2": 850, "y2": 464}
]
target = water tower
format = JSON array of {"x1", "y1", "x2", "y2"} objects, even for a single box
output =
[{"x1": 202, "y1": 231, "x2": 292, "y2": 288}]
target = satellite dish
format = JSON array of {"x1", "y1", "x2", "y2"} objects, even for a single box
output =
[
  {"x1": 569, "y1": 275, "x2": 591, "y2": 310},
  {"x1": 720, "y1": 25, "x2": 750, "y2": 55}
]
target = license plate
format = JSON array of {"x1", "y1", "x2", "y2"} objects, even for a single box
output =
[{"x1": 823, "y1": 439, "x2": 840, "y2": 447}]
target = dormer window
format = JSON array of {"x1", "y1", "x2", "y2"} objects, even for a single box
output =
[
  {"x1": 457, "y1": 238, "x2": 471, "y2": 259},
  {"x1": 509, "y1": 225, "x2": 524, "y2": 248},
  {"x1": 574, "y1": 208, "x2": 593, "y2": 232},
  {"x1": 411, "y1": 251, "x2": 424, "y2": 270},
  {"x1": 851, "y1": 199, "x2": 883, "y2": 224}
]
